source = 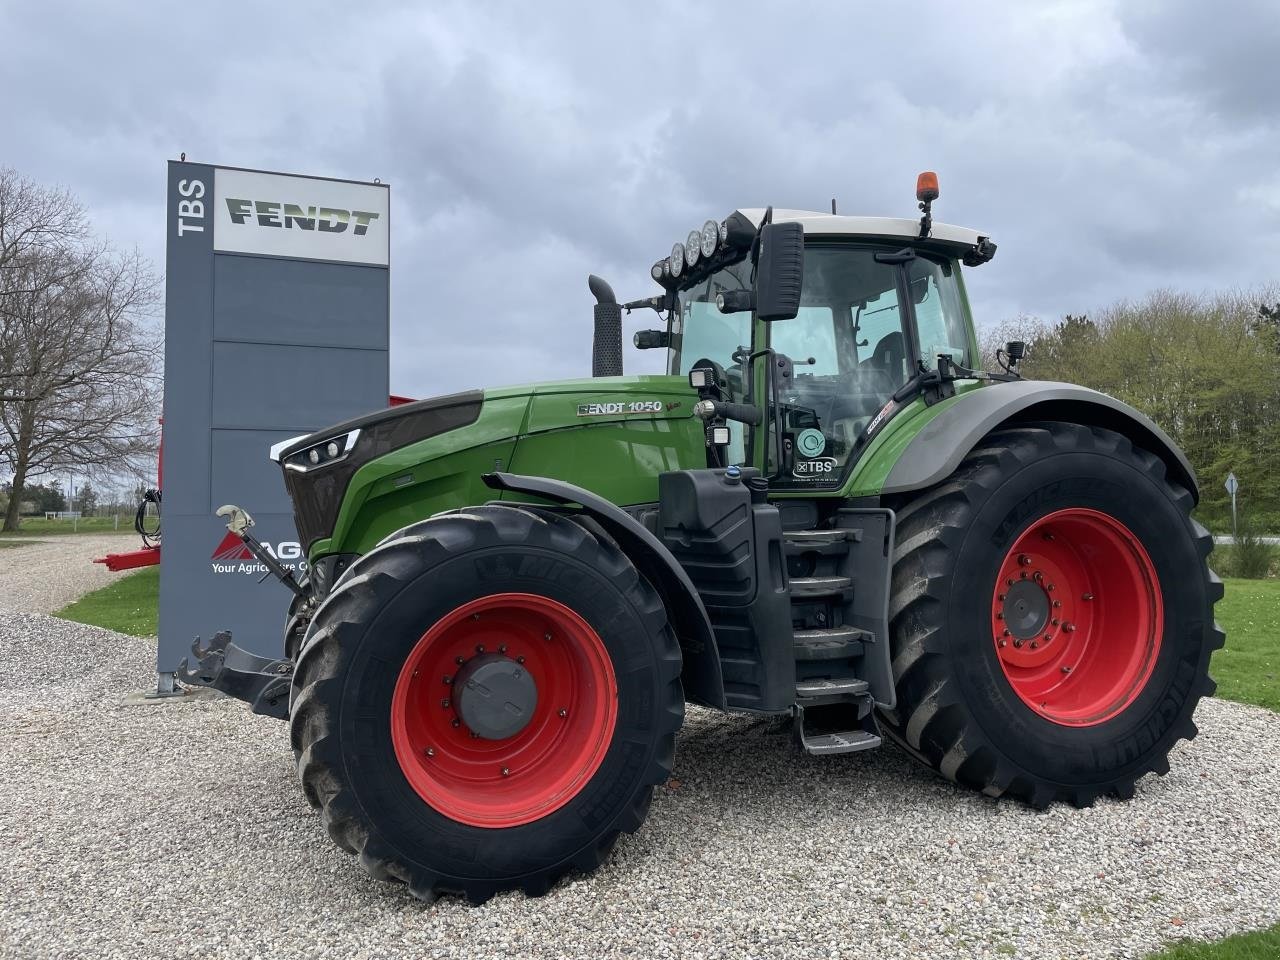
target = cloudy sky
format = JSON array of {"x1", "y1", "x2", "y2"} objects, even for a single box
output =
[{"x1": 3, "y1": 0, "x2": 1278, "y2": 397}]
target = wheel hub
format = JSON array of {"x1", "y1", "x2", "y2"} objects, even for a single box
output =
[
  {"x1": 453, "y1": 653, "x2": 538, "y2": 740},
  {"x1": 1002, "y1": 579, "x2": 1049, "y2": 640}
]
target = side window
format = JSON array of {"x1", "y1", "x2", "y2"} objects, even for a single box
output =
[
  {"x1": 909, "y1": 259, "x2": 969, "y2": 370},
  {"x1": 770, "y1": 306, "x2": 836, "y2": 374}
]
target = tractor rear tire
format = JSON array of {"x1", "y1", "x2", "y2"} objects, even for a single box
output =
[
  {"x1": 879, "y1": 422, "x2": 1223, "y2": 808},
  {"x1": 288, "y1": 505, "x2": 683, "y2": 903}
]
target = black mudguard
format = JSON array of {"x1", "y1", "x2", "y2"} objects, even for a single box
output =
[
  {"x1": 882, "y1": 380, "x2": 1198, "y2": 501},
  {"x1": 482, "y1": 472, "x2": 726, "y2": 710}
]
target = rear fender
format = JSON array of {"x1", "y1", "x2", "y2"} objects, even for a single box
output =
[
  {"x1": 482, "y1": 472, "x2": 725, "y2": 709},
  {"x1": 882, "y1": 380, "x2": 1198, "y2": 502}
]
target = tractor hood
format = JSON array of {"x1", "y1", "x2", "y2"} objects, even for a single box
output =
[{"x1": 274, "y1": 375, "x2": 699, "y2": 557}]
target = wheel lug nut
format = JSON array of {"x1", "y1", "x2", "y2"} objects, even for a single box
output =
[
  {"x1": 1033, "y1": 572, "x2": 1044, "y2": 583},
  {"x1": 1018, "y1": 554, "x2": 1032, "y2": 566},
  {"x1": 476, "y1": 644, "x2": 485, "y2": 653},
  {"x1": 1043, "y1": 634, "x2": 1052, "y2": 642},
  {"x1": 425, "y1": 747, "x2": 435, "y2": 757},
  {"x1": 1053, "y1": 600, "x2": 1062, "y2": 608},
  {"x1": 996, "y1": 612, "x2": 1004, "y2": 620},
  {"x1": 998, "y1": 593, "x2": 1007, "y2": 601},
  {"x1": 499, "y1": 644, "x2": 507, "y2": 654},
  {"x1": 1063, "y1": 622, "x2": 1076, "y2": 633},
  {"x1": 1030, "y1": 641, "x2": 1039, "y2": 649},
  {"x1": 1046, "y1": 583, "x2": 1055, "y2": 592},
  {"x1": 1082, "y1": 593, "x2": 1094, "y2": 601},
  {"x1": 1043, "y1": 532, "x2": 1055, "y2": 542},
  {"x1": 1013, "y1": 639, "x2": 1024, "y2": 648},
  {"x1": 517, "y1": 656, "x2": 525, "y2": 664},
  {"x1": 455, "y1": 656, "x2": 464, "y2": 665},
  {"x1": 998, "y1": 640, "x2": 1007, "y2": 648},
  {"x1": 1007, "y1": 578, "x2": 1015, "y2": 587},
  {"x1": 1002, "y1": 629, "x2": 1011, "y2": 637},
  {"x1": 544, "y1": 632, "x2": 552, "y2": 641},
  {"x1": 1052, "y1": 619, "x2": 1060, "y2": 626},
  {"x1": 451, "y1": 718, "x2": 460, "y2": 728},
  {"x1": 443, "y1": 675, "x2": 452, "y2": 685},
  {"x1": 501, "y1": 767, "x2": 510, "y2": 777},
  {"x1": 1062, "y1": 665, "x2": 1073, "y2": 674},
  {"x1": 1020, "y1": 571, "x2": 1028, "y2": 579},
  {"x1": 441, "y1": 698, "x2": 450, "y2": 708},
  {"x1": 558, "y1": 708, "x2": 567, "y2": 718}
]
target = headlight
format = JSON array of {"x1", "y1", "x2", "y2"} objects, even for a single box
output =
[
  {"x1": 668, "y1": 243, "x2": 684, "y2": 278},
  {"x1": 700, "y1": 220, "x2": 719, "y2": 257},
  {"x1": 685, "y1": 230, "x2": 701, "y2": 267},
  {"x1": 283, "y1": 429, "x2": 361, "y2": 472},
  {"x1": 651, "y1": 261, "x2": 667, "y2": 282}
]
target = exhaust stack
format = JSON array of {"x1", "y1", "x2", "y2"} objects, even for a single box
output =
[{"x1": 588, "y1": 275, "x2": 623, "y2": 377}]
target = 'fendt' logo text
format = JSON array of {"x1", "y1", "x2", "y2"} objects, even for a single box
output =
[{"x1": 224, "y1": 198, "x2": 380, "y2": 236}]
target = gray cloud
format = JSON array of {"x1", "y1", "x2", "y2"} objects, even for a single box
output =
[{"x1": 2, "y1": 0, "x2": 1278, "y2": 395}]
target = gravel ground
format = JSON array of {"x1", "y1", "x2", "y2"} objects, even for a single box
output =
[
  {"x1": 1, "y1": 554, "x2": 1278, "y2": 960},
  {"x1": 0, "y1": 535, "x2": 132, "y2": 614}
]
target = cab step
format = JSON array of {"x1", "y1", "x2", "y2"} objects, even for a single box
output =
[
  {"x1": 795, "y1": 676, "x2": 869, "y2": 702},
  {"x1": 793, "y1": 625, "x2": 870, "y2": 661},
  {"x1": 789, "y1": 574, "x2": 853, "y2": 598},
  {"x1": 794, "y1": 700, "x2": 883, "y2": 756},
  {"x1": 799, "y1": 729, "x2": 883, "y2": 755}
]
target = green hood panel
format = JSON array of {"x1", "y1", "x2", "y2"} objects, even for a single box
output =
[{"x1": 312, "y1": 376, "x2": 705, "y2": 559}]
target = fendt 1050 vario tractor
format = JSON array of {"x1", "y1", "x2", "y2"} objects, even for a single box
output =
[{"x1": 183, "y1": 174, "x2": 1222, "y2": 904}]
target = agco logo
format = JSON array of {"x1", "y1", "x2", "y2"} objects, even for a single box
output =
[
  {"x1": 223, "y1": 198, "x2": 380, "y2": 236},
  {"x1": 211, "y1": 531, "x2": 306, "y2": 576}
]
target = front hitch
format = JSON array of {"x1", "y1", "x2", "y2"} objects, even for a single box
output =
[{"x1": 176, "y1": 631, "x2": 292, "y2": 720}]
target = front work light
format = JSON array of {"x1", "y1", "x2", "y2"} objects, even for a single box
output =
[
  {"x1": 685, "y1": 230, "x2": 702, "y2": 267},
  {"x1": 700, "y1": 220, "x2": 719, "y2": 258},
  {"x1": 689, "y1": 368, "x2": 709, "y2": 389},
  {"x1": 669, "y1": 243, "x2": 685, "y2": 278}
]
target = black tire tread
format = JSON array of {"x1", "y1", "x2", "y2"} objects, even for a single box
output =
[
  {"x1": 879, "y1": 421, "x2": 1220, "y2": 808},
  {"x1": 288, "y1": 504, "x2": 683, "y2": 904}
]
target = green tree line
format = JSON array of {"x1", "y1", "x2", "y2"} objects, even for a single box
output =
[{"x1": 984, "y1": 289, "x2": 1280, "y2": 533}]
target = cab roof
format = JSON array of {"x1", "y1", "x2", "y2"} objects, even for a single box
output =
[{"x1": 737, "y1": 208, "x2": 994, "y2": 263}]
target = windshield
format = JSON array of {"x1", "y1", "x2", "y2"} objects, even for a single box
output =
[{"x1": 769, "y1": 245, "x2": 968, "y2": 485}]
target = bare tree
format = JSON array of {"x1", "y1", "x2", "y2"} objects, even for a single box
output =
[{"x1": 0, "y1": 169, "x2": 160, "y2": 531}]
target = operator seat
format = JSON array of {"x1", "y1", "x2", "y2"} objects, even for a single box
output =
[{"x1": 871, "y1": 331, "x2": 907, "y2": 383}]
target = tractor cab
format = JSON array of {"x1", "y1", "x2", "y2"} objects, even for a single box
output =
[{"x1": 644, "y1": 180, "x2": 997, "y2": 487}]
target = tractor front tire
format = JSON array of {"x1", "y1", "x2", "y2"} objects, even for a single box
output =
[
  {"x1": 289, "y1": 505, "x2": 683, "y2": 903},
  {"x1": 880, "y1": 422, "x2": 1223, "y2": 808}
]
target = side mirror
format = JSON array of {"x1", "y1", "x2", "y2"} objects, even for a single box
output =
[{"x1": 755, "y1": 221, "x2": 804, "y2": 322}]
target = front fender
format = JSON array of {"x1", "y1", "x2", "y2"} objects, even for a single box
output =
[
  {"x1": 882, "y1": 380, "x2": 1198, "y2": 502},
  {"x1": 481, "y1": 472, "x2": 725, "y2": 710}
]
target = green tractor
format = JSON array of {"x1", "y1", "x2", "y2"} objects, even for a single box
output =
[{"x1": 183, "y1": 174, "x2": 1222, "y2": 904}]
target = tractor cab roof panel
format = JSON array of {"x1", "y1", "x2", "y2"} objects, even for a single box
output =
[{"x1": 735, "y1": 209, "x2": 994, "y2": 263}]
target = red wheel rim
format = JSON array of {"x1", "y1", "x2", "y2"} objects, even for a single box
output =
[
  {"x1": 391, "y1": 593, "x2": 618, "y2": 828},
  {"x1": 990, "y1": 508, "x2": 1163, "y2": 726}
]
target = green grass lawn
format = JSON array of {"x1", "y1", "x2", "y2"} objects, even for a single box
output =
[
  {"x1": 54, "y1": 565, "x2": 159, "y2": 636},
  {"x1": 1210, "y1": 578, "x2": 1280, "y2": 712},
  {"x1": 0, "y1": 516, "x2": 135, "y2": 536},
  {"x1": 1147, "y1": 926, "x2": 1280, "y2": 959}
]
